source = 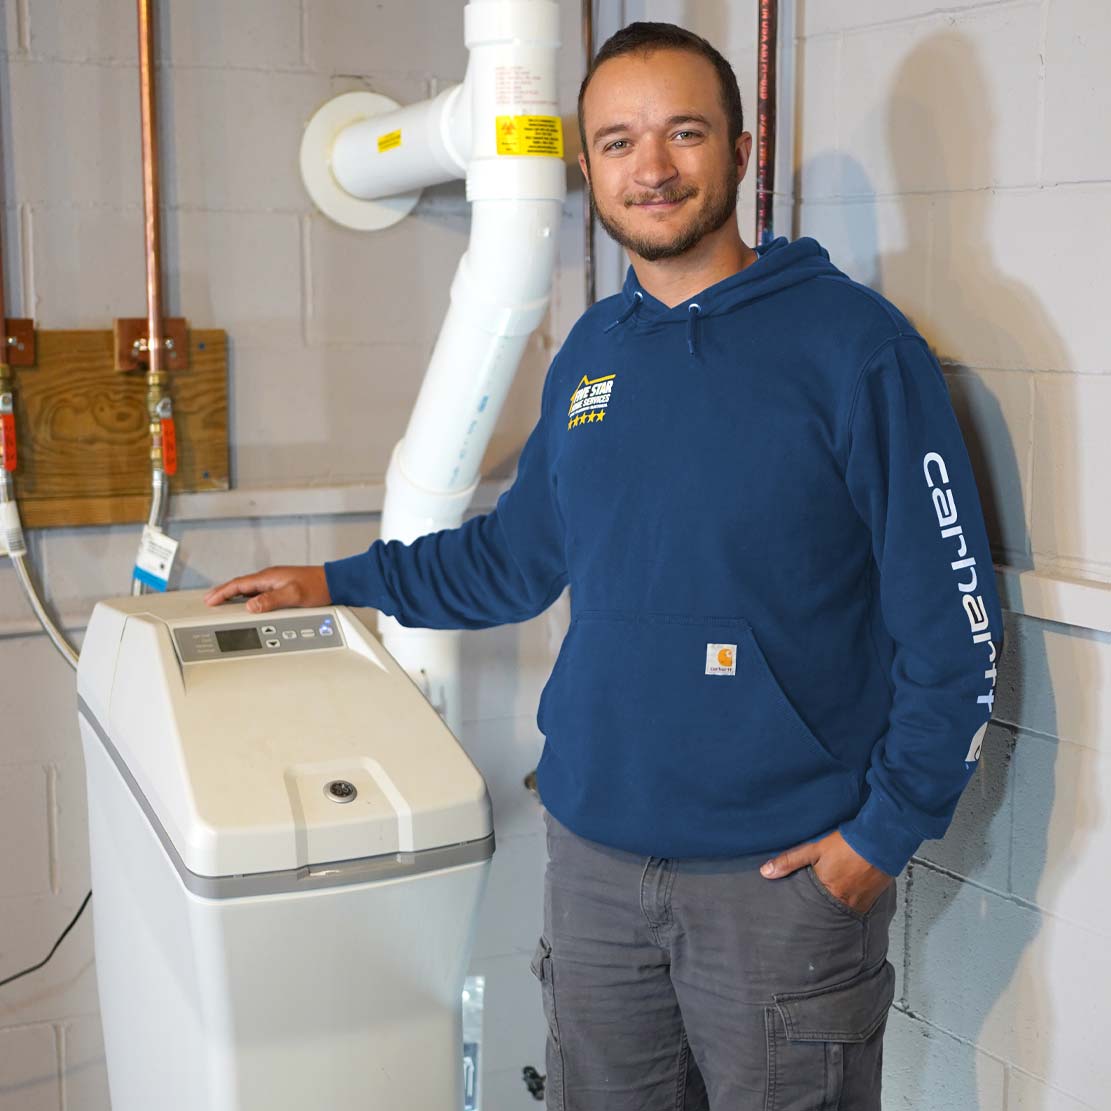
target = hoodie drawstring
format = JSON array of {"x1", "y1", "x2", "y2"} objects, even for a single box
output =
[
  {"x1": 687, "y1": 302, "x2": 702, "y2": 356},
  {"x1": 603, "y1": 290, "x2": 643, "y2": 333}
]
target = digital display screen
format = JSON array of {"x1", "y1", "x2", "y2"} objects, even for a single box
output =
[{"x1": 215, "y1": 627, "x2": 262, "y2": 654}]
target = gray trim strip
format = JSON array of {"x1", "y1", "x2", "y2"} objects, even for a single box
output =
[{"x1": 76, "y1": 695, "x2": 495, "y2": 899}]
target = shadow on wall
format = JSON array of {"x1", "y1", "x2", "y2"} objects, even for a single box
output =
[{"x1": 797, "y1": 29, "x2": 1071, "y2": 1111}]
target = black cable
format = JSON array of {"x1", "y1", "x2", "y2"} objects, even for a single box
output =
[{"x1": 0, "y1": 889, "x2": 92, "y2": 989}]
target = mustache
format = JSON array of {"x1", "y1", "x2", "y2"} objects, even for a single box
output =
[{"x1": 624, "y1": 185, "x2": 698, "y2": 207}]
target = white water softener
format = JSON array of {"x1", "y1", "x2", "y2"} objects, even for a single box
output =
[{"x1": 76, "y1": 589, "x2": 494, "y2": 1111}]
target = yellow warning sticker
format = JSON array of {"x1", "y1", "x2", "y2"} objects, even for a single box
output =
[
  {"x1": 495, "y1": 115, "x2": 564, "y2": 157},
  {"x1": 377, "y1": 129, "x2": 402, "y2": 153}
]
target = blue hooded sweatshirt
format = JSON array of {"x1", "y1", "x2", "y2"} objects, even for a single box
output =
[{"x1": 325, "y1": 236, "x2": 1003, "y2": 877}]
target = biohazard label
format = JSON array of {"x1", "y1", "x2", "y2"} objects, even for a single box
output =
[
  {"x1": 567, "y1": 373, "x2": 615, "y2": 429},
  {"x1": 377, "y1": 129, "x2": 402, "y2": 153},
  {"x1": 495, "y1": 115, "x2": 564, "y2": 157},
  {"x1": 706, "y1": 644, "x2": 737, "y2": 676}
]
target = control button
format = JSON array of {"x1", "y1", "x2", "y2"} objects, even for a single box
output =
[
  {"x1": 281, "y1": 630, "x2": 297, "y2": 640},
  {"x1": 320, "y1": 627, "x2": 334, "y2": 637},
  {"x1": 262, "y1": 625, "x2": 277, "y2": 635},
  {"x1": 265, "y1": 639, "x2": 281, "y2": 649},
  {"x1": 300, "y1": 629, "x2": 316, "y2": 639}
]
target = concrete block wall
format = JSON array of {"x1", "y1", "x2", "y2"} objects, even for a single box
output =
[
  {"x1": 772, "y1": 0, "x2": 1107, "y2": 1106},
  {"x1": 0, "y1": 1, "x2": 588, "y2": 1107}
]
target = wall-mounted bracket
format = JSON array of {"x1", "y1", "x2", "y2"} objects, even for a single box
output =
[
  {"x1": 2, "y1": 319, "x2": 37, "y2": 366},
  {"x1": 114, "y1": 317, "x2": 190, "y2": 372}
]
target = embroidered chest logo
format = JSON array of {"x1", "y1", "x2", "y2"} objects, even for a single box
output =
[{"x1": 568, "y1": 373, "x2": 615, "y2": 430}]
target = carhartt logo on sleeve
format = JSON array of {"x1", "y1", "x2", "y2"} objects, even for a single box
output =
[
  {"x1": 705, "y1": 644, "x2": 737, "y2": 676},
  {"x1": 568, "y1": 373, "x2": 615, "y2": 430}
]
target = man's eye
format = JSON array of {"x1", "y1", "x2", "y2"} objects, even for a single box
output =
[
  {"x1": 604, "y1": 139, "x2": 629, "y2": 152},
  {"x1": 674, "y1": 130, "x2": 701, "y2": 141}
]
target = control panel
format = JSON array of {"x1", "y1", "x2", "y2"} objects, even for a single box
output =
[{"x1": 172, "y1": 612, "x2": 344, "y2": 664}]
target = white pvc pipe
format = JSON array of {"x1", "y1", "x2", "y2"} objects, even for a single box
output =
[
  {"x1": 331, "y1": 84, "x2": 470, "y2": 199},
  {"x1": 377, "y1": 1, "x2": 565, "y2": 734},
  {"x1": 305, "y1": 0, "x2": 564, "y2": 733}
]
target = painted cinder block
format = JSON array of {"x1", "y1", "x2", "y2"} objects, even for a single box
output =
[
  {"x1": 458, "y1": 716, "x2": 546, "y2": 843},
  {"x1": 5, "y1": 60, "x2": 140, "y2": 209},
  {"x1": 882, "y1": 1007, "x2": 1006, "y2": 1111},
  {"x1": 304, "y1": 204, "x2": 469, "y2": 348},
  {"x1": 0, "y1": 893, "x2": 99, "y2": 1027},
  {"x1": 13, "y1": 0, "x2": 304, "y2": 70},
  {"x1": 459, "y1": 596, "x2": 568, "y2": 726},
  {"x1": 0, "y1": 637, "x2": 83, "y2": 765},
  {"x1": 906, "y1": 864, "x2": 1111, "y2": 1109},
  {"x1": 1030, "y1": 372, "x2": 1111, "y2": 578},
  {"x1": 59, "y1": 1014, "x2": 110, "y2": 1111},
  {"x1": 1042, "y1": 0, "x2": 1111, "y2": 187},
  {"x1": 163, "y1": 208, "x2": 304, "y2": 349},
  {"x1": 302, "y1": 0, "x2": 468, "y2": 82},
  {"x1": 469, "y1": 829, "x2": 546, "y2": 962},
  {"x1": 836, "y1": 4, "x2": 1042, "y2": 197},
  {"x1": 991, "y1": 611, "x2": 1111, "y2": 755},
  {"x1": 798, "y1": 193, "x2": 933, "y2": 329},
  {"x1": 916, "y1": 722, "x2": 1014, "y2": 892},
  {"x1": 929, "y1": 185, "x2": 1110, "y2": 375},
  {"x1": 0, "y1": 1022, "x2": 61, "y2": 1111},
  {"x1": 944, "y1": 368, "x2": 1033, "y2": 567},
  {"x1": 801, "y1": 0, "x2": 1015, "y2": 38},
  {"x1": 160, "y1": 68, "x2": 333, "y2": 214},
  {"x1": 1011, "y1": 730, "x2": 1111, "y2": 931},
  {"x1": 1008, "y1": 1067, "x2": 1101, "y2": 1111},
  {"x1": 0, "y1": 763, "x2": 51, "y2": 897},
  {"x1": 27, "y1": 205, "x2": 146, "y2": 327}
]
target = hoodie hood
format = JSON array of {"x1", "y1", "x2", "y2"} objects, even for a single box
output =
[{"x1": 608, "y1": 236, "x2": 843, "y2": 355}]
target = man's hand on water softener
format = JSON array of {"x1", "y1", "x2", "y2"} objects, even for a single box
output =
[{"x1": 204, "y1": 566, "x2": 331, "y2": 614}]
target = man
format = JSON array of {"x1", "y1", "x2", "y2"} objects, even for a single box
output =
[{"x1": 207, "y1": 22, "x2": 1003, "y2": 1110}]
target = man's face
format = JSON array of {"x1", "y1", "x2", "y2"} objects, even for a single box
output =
[{"x1": 578, "y1": 49, "x2": 749, "y2": 263}]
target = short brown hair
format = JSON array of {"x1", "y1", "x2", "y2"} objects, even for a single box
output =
[{"x1": 577, "y1": 22, "x2": 745, "y2": 159}]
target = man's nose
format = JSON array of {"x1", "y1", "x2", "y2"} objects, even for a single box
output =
[{"x1": 632, "y1": 137, "x2": 678, "y2": 191}]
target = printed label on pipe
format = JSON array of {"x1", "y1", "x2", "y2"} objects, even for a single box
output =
[
  {"x1": 377, "y1": 129, "x2": 402, "y2": 153},
  {"x1": 0, "y1": 413, "x2": 15, "y2": 471},
  {"x1": 495, "y1": 115, "x2": 564, "y2": 157},
  {"x1": 133, "y1": 525, "x2": 179, "y2": 593}
]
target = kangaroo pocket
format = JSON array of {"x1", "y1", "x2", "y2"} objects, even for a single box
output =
[{"x1": 536, "y1": 610, "x2": 859, "y2": 855}]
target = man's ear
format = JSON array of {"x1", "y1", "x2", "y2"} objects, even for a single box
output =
[{"x1": 578, "y1": 151, "x2": 590, "y2": 185}]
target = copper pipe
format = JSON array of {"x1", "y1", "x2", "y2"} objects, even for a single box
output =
[
  {"x1": 582, "y1": 0, "x2": 596, "y2": 308},
  {"x1": 137, "y1": 0, "x2": 166, "y2": 379},
  {"x1": 756, "y1": 0, "x2": 778, "y2": 246}
]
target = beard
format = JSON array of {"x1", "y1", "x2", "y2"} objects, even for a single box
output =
[{"x1": 590, "y1": 160, "x2": 740, "y2": 262}]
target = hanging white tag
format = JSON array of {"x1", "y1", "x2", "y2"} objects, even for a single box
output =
[{"x1": 133, "y1": 525, "x2": 178, "y2": 592}]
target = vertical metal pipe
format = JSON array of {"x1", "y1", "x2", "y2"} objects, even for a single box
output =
[
  {"x1": 133, "y1": 0, "x2": 171, "y2": 594},
  {"x1": 756, "y1": 0, "x2": 778, "y2": 246},
  {"x1": 582, "y1": 0, "x2": 596, "y2": 308},
  {"x1": 137, "y1": 0, "x2": 166, "y2": 377}
]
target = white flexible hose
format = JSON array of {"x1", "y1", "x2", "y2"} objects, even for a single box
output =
[{"x1": 0, "y1": 474, "x2": 78, "y2": 670}]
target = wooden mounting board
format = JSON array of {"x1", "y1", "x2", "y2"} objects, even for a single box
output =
[{"x1": 8, "y1": 328, "x2": 229, "y2": 528}]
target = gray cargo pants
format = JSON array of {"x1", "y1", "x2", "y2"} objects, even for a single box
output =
[{"x1": 530, "y1": 807, "x2": 897, "y2": 1111}]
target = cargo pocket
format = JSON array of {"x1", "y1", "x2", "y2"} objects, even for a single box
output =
[
  {"x1": 529, "y1": 935, "x2": 565, "y2": 1109},
  {"x1": 764, "y1": 958, "x2": 895, "y2": 1111}
]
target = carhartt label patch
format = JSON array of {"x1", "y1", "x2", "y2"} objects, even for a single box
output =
[{"x1": 706, "y1": 643, "x2": 737, "y2": 676}]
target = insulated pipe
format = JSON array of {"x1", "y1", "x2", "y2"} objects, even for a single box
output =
[{"x1": 582, "y1": 0, "x2": 596, "y2": 307}]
